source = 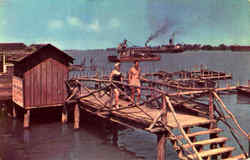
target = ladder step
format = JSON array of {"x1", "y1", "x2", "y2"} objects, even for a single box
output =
[
  {"x1": 187, "y1": 146, "x2": 235, "y2": 159},
  {"x1": 182, "y1": 119, "x2": 216, "y2": 128},
  {"x1": 222, "y1": 154, "x2": 246, "y2": 160},
  {"x1": 175, "y1": 128, "x2": 223, "y2": 140},
  {"x1": 183, "y1": 137, "x2": 228, "y2": 149}
]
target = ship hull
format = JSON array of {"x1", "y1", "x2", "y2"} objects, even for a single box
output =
[{"x1": 108, "y1": 55, "x2": 161, "y2": 62}]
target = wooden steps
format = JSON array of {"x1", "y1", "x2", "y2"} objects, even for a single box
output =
[
  {"x1": 222, "y1": 153, "x2": 246, "y2": 160},
  {"x1": 170, "y1": 121, "x2": 247, "y2": 160},
  {"x1": 187, "y1": 146, "x2": 235, "y2": 159},
  {"x1": 174, "y1": 128, "x2": 223, "y2": 140},
  {"x1": 182, "y1": 137, "x2": 228, "y2": 149},
  {"x1": 181, "y1": 119, "x2": 216, "y2": 128}
]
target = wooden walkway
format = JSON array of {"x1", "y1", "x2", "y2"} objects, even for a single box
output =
[
  {"x1": 64, "y1": 77, "x2": 250, "y2": 160},
  {"x1": 79, "y1": 89, "x2": 212, "y2": 129}
]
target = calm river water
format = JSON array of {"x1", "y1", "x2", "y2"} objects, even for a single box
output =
[{"x1": 0, "y1": 50, "x2": 250, "y2": 160}]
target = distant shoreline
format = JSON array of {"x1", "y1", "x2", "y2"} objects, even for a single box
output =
[{"x1": 65, "y1": 45, "x2": 250, "y2": 53}]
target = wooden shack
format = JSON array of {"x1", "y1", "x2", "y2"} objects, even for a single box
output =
[{"x1": 11, "y1": 44, "x2": 73, "y2": 127}]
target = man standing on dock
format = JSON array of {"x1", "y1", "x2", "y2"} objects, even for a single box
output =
[{"x1": 128, "y1": 60, "x2": 141, "y2": 103}]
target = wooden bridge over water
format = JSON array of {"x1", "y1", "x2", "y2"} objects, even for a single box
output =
[{"x1": 62, "y1": 75, "x2": 250, "y2": 160}]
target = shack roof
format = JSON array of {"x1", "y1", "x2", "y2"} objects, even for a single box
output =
[
  {"x1": 30, "y1": 44, "x2": 49, "y2": 50},
  {"x1": 9, "y1": 44, "x2": 74, "y2": 64}
]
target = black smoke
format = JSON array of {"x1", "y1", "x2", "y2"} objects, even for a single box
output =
[{"x1": 145, "y1": 18, "x2": 180, "y2": 46}]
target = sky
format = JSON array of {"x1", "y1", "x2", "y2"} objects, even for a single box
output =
[{"x1": 0, "y1": 0, "x2": 250, "y2": 50}]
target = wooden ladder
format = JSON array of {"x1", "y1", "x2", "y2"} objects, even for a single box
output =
[{"x1": 170, "y1": 120, "x2": 247, "y2": 160}]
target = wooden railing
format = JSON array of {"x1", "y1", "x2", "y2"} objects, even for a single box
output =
[
  {"x1": 165, "y1": 96, "x2": 202, "y2": 160},
  {"x1": 212, "y1": 91, "x2": 250, "y2": 158},
  {"x1": 66, "y1": 77, "x2": 249, "y2": 159}
]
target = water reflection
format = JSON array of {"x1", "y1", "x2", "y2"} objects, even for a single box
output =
[
  {"x1": 23, "y1": 129, "x2": 30, "y2": 145},
  {"x1": 69, "y1": 131, "x2": 80, "y2": 160},
  {"x1": 61, "y1": 124, "x2": 69, "y2": 136},
  {"x1": 11, "y1": 119, "x2": 17, "y2": 132}
]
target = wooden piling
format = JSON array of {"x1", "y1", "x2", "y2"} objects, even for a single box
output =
[
  {"x1": 62, "y1": 104, "x2": 68, "y2": 124},
  {"x1": 157, "y1": 133, "x2": 166, "y2": 160},
  {"x1": 209, "y1": 91, "x2": 217, "y2": 132},
  {"x1": 74, "y1": 103, "x2": 80, "y2": 129},
  {"x1": 112, "y1": 128, "x2": 118, "y2": 146},
  {"x1": 12, "y1": 103, "x2": 16, "y2": 119},
  {"x1": 24, "y1": 110, "x2": 30, "y2": 128},
  {"x1": 249, "y1": 136, "x2": 250, "y2": 158},
  {"x1": 209, "y1": 92, "x2": 214, "y2": 123},
  {"x1": 156, "y1": 96, "x2": 168, "y2": 160}
]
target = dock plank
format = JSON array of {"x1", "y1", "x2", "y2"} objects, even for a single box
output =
[{"x1": 79, "y1": 89, "x2": 212, "y2": 129}]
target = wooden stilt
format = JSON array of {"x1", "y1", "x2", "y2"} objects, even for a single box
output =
[
  {"x1": 112, "y1": 128, "x2": 118, "y2": 146},
  {"x1": 12, "y1": 103, "x2": 16, "y2": 119},
  {"x1": 7, "y1": 101, "x2": 12, "y2": 117},
  {"x1": 157, "y1": 133, "x2": 166, "y2": 160},
  {"x1": 209, "y1": 92, "x2": 215, "y2": 129},
  {"x1": 1, "y1": 103, "x2": 5, "y2": 112},
  {"x1": 209, "y1": 91, "x2": 217, "y2": 159},
  {"x1": 62, "y1": 104, "x2": 68, "y2": 123},
  {"x1": 24, "y1": 110, "x2": 30, "y2": 128},
  {"x1": 74, "y1": 103, "x2": 80, "y2": 129},
  {"x1": 248, "y1": 136, "x2": 250, "y2": 158}
]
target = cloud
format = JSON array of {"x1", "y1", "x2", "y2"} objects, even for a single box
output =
[
  {"x1": 1, "y1": 19, "x2": 7, "y2": 25},
  {"x1": 89, "y1": 20, "x2": 100, "y2": 32},
  {"x1": 67, "y1": 16, "x2": 100, "y2": 32},
  {"x1": 67, "y1": 16, "x2": 84, "y2": 28},
  {"x1": 109, "y1": 18, "x2": 120, "y2": 28},
  {"x1": 48, "y1": 19, "x2": 64, "y2": 30}
]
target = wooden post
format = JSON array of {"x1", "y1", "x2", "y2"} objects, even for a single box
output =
[
  {"x1": 62, "y1": 103, "x2": 68, "y2": 124},
  {"x1": 3, "y1": 54, "x2": 6, "y2": 73},
  {"x1": 74, "y1": 103, "x2": 80, "y2": 129},
  {"x1": 24, "y1": 110, "x2": 30, "y2": 128},
  {"x1": 248, "y1": 136, "x2": 250, "y2": 158},
  {"x1": 209, "y1": 91, "x2": 214, "y2": 122},
  {"x1": 162, "y1": 95, "x2": 167, "y2": 123},
  {"x1": 157, "y1": 133, "x2": 166, "y2": 160},
  {"x1": 156, "y1": 95, "x2": 168, "y2": 160},
  {"x1": 209, "y1": 92, "x2": 217, "y2": 160},
  {"x1": 12, "y1": 104, "x2": 16, "y2": 119},
  {"x1": 112, "y1": 128, "x2": 118, "y2": 146},
  {"x1": 209, "y1": 91, "x2": 216, "y2": 129}
]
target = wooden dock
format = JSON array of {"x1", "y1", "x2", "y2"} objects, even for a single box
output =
[
  {"x1": 64, "y1": 77, "x2": 250, "y2": 160},
  {"x1": 142, "y1": 68, "x2": 233, "y2": 93},
  {"x1": 79, "y1": 88, "x2": 212, "y2": 129}
]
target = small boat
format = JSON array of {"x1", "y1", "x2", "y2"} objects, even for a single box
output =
[
  {"x1": 108, "y1": 39, "x2": 161, "y2": 62},
  {"x1": 108, "y1": 52, "x2": 161, "y2": 62}
]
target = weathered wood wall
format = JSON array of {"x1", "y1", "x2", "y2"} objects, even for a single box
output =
[
  {"x1": 23, "y1": 57, "x2": 68, "y2": 108},
  {"x1": 12, "y1": 44, "x2": 73, "y2": 108}
]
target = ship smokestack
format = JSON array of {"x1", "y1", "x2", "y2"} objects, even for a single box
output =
[{"x1": 169, "y1": 38, "x2": 173, "y2": 45}]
